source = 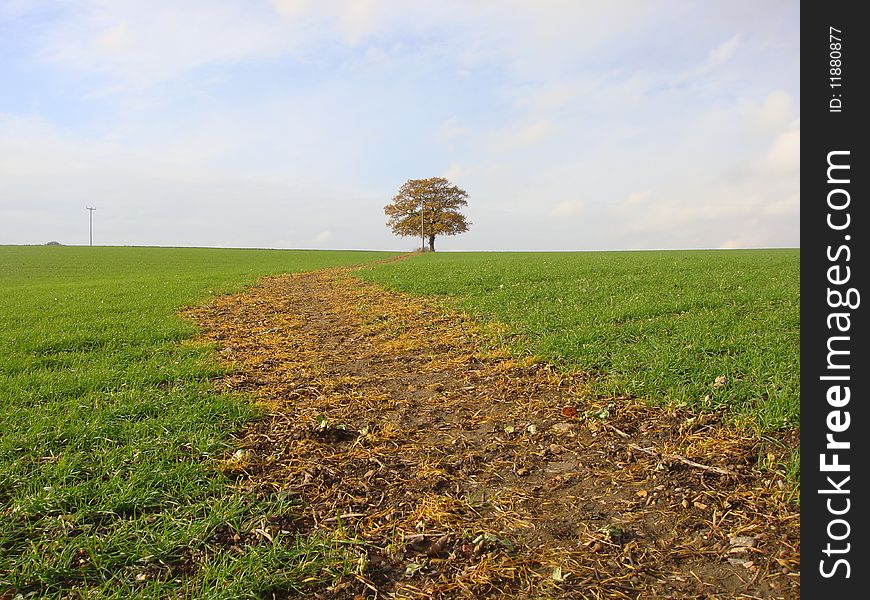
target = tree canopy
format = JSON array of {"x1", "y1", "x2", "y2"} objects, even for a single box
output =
[{"x1": 384, "y1": 177, "x2": 470, "y2": 251}]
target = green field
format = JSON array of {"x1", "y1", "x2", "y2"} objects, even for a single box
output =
[
  {"x1": 0, "y1": 246, "x2": 395, "y2": 598},
  {"x1": 1, "y1": 246, "x2": 799, "y2": 597},
  {"x1": 360, "y1": 249, "x2": 800, "y2": 432}
]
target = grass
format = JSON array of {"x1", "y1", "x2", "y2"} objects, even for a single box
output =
[
  {"x1": 1, "y1": 245, "x2": 800, "y2": 595},
  {"x1": 358, "y1": 249, "x2": 800, "y2": 432},
  {"x1": 0, "y1": 245, "x2": 393, "y2": 598}
]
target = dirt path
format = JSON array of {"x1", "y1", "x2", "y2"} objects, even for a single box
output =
[{"x1": 184, "y1": 265, "x2": 799, "y2": 599}]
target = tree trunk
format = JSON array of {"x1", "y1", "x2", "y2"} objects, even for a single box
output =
[{"x1": 428, "y1": 234, "x2": 435, "y2": 252}]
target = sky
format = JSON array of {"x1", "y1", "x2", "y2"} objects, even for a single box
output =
[{"x1": 0, "y1": 0, "x2": 800, "y2": 251}]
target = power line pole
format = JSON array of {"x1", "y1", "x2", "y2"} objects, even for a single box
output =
[{"x1": 86, "y1": 206, "x2": 96, "y2": 246}]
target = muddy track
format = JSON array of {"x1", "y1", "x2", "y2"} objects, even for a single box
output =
[{"x1": 184, "y1": 265, "x2": 799, "y2": 599}]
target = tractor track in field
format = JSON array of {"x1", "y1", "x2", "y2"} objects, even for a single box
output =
[{"x1": 184, "y1": 261, "x2": 799, "y2": 599}]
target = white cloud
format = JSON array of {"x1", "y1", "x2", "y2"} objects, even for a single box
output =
[
  {"x1": 513, "y1": 82, "x2": 581, "y2": 112},
  {"x1": 763, "y1": 128, "x2": 799, "y2": 173},
  {"x1": 3, "y1": 1, "x2": 799, "y2": 251},
  {"x1": 679, "y1": 33, "x2": 742, "y2": 82},
  {"x1": 314, "y1": 230, "x2": 332, "y2": 243},
  {"x1": 497, "y1": 119, "x2": 552, "y2": 148},
  {"x1": 94, "y1": 22, "x2": 133, "y2": 53},
  {"x1": 550, "y1": 201, "x2": 583, "y2": 217},
  {"x1": 40, "y1": 1, "x2": 307, "y2": 88},
  {"x1": 622, "y1": 190, "x2": 652, "y2": 207},
  {"x1": 751, "y1": 90, "x2": 794, "y2": 132},
  {"x1": 442, "y1": 163, "x2": 470, "y2": 182},
  {"x1": 30, "y1": 2, "x2": 666, "y2": 92},
  {"x1": 615, "y1": 164, "x2": 798, "y2": 249},
  {"x1": 707, "y1": 34, "x2": 741, "y2": 66},
  {"x1": 272, "y1": 0, "x2": 400, "y2": 44},
  {"x1": 270, "y1": 0, "x2": 309, "y2": 19},
  {"x1": 759, "y1": 192, "x2": 799, "y2": 217},
  {"x1": 437, "y1": 117, "x2": 469, "y2": 141},
  {"x1": 336, "y1": 0, "x2": 379, "y2": 43},
  {"x1": 0, "y1": 112, "x2": 397, "y2": 248}
]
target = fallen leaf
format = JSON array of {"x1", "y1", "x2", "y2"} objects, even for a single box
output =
[
  {"x1": 551, "y1": 422, "x2": 575, "y2": 434},
  {"x1": 427, "y1": 534, "x2": 451, "y2": 557}
]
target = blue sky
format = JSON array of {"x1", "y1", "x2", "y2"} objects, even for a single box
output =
[{"x1": 0, "y1": 0, "x2": 799, "y2": 250}]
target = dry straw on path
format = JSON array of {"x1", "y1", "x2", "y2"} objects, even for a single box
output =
[{"x1": 184, "y1": 264, "x2": 799, "y2": 599}]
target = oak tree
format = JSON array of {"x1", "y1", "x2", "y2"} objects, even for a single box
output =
[{"x1": 384, "y1": 177, "x2": 470, "y2": 251}]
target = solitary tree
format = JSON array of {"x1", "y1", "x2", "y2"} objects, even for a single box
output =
[{"x1": 384, "y1": 177, "x2": 470, "y2": 251}]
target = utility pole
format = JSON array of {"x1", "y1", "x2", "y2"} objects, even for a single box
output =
[
  {"x1": 420, "y1": 197, "x2": 424, "y2": 251},
  {"x1": 86, "y1": 206, "x2": 96, "y2": 246}
]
